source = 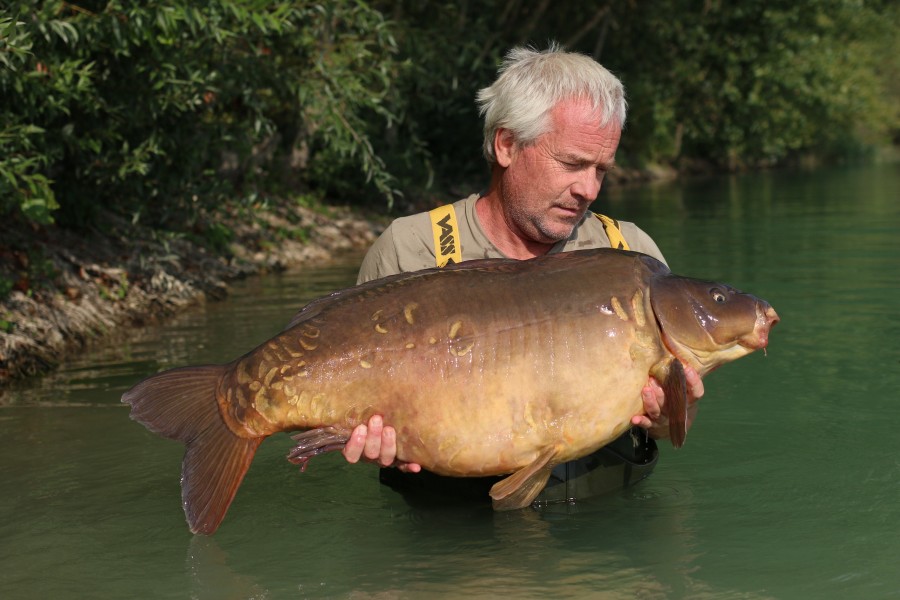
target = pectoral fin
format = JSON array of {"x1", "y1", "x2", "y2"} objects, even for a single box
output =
[
  {"x1": 662, "y1": 358, "x2": 688, "y2": 449},
  {"x1": 489, "y1": 446, "x2": 558, "y2": 511}
]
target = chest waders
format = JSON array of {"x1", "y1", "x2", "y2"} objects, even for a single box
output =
[{"x1": 379, "y1": 206, "x2": 658, "y2": 507}]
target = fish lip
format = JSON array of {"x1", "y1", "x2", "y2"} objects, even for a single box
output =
[
  {"x1": 739, "y1": 304, "x2": 779, "y2": 350},
  {"x1": 656, "y1": 303, "x2": 779, "y2": 375}
]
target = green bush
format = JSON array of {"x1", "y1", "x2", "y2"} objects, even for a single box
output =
[
  {"x1": 599, "y1": 0, "x2": 900, "y2": 169},
  {"x1": 0, "y1": 1, "x2": 408, "y2": 227},
  {"x1": 0, "y1": 1, "x2": 896, "y2": 230},
  {"x1": 374, "y1": 0, "x2": 899, "y2": 178}
]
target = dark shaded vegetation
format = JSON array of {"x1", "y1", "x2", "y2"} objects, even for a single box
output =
[{"x1": 0, "y1": 0, "x2": 897, "y2": 274}]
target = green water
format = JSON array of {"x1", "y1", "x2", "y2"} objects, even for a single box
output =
[{"x1": 1, "y1": 163, "x2": 898, "y2": 599}]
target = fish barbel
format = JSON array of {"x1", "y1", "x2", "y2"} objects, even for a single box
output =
[{"x1": 123, "y1": 249, "x2": 779, "y2": 534}]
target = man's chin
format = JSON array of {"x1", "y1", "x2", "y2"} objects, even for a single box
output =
[{"x1": 536, "y1": 223, "x2": 577, "y2": 244}]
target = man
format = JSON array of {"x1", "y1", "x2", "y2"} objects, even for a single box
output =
[{"x1": 342, "y1": 45, "x2": 703, "y2": 504}]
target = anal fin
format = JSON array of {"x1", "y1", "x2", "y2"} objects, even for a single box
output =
[{"x1": 489, "y1": 446, "x2": 558, "y2": 511}]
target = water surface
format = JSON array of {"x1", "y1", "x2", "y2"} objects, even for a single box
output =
[{"x1": 1, "y1": 163, "x2": 898, "y2": 599}]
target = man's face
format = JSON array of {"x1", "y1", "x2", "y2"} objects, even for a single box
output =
[{"x1": 495, "y1": 97, "x2": 622, "y2": 244}]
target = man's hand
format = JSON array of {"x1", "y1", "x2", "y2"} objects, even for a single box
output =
[
  {"x1": 631, "y1": 363, "x2": 704, "y2": 442},
  {"x1": 342, "y1": 414, "x2": 422, "y2": 473}
]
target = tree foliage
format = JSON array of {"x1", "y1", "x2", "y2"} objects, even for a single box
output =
[
  {"x1": 377, "y1": 0, "x2": 899, "y2": 175},
  {"x1": 601, "y1": 0, "x2": 900, "y2": 169},
  {"x1": 0, "y1": 0, "x2": 896, "y2": 227},
  {"x1": 0, "y1": 0, "x2": 405, "y2": 227}
]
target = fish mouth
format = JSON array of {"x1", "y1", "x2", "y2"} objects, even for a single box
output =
[
  {"x1": 656, "y1": 301, "x2": 779, "y2": 376},
  {"x1": 739, "y1": 303, "x2": 779, "y2": 350}
]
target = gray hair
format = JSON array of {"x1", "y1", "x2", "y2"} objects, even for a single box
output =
[{"x1": 476, "y1": 43, "x2": 627, "y2": 163}]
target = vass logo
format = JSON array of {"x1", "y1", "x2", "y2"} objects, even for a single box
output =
[
  {"x1": 429, "y1": 204, "x2": 462, "y2": 268},
  {"x1": 437, "y1": 214, "x2": 456, "y2": 262}
]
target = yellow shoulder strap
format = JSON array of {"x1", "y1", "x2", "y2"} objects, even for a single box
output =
[
  {"x1": 429, "y1": 204, "x2": 462, "y2": 267},
  {"x1": 593, "y1": 213, "x2": 630, "y2": 251}
]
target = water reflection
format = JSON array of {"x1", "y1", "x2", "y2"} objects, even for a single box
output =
[{"x1": 181, "y1": 479, "x2": 783, "y2": 599}]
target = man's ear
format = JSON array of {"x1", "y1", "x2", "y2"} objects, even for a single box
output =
[{"x1": 494, "y1": 128, "x2": 517, "y2": 168}]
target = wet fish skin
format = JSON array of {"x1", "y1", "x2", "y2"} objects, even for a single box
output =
[
  {"x1": 122, "y1": 249, "x2": 778, "y2": 534},
  {"x1": 226, "y1": 250, "x2": 665, "y2": 473}
]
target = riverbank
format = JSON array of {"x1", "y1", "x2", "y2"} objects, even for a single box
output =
[
  {"x1": 0, "y1": 161, "x2": 677, "y2": 387},
  {"x1": 0, "y1": 201, "x2": 380, "y2": 386},
  {"x1": 0, "y1": 154, "x2": 752, "y2": 388},
  {"x1": 1, "y1": 151, "x2": 881, "y2": 387}
]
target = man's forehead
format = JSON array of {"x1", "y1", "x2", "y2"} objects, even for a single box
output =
[{"x1": 545, "y1": 103, "x2": 621, "y2": 160}]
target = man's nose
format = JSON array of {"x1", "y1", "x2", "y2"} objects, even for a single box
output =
[{"x1": 571, "y1": 169, "x2": 602, "y2": 202}]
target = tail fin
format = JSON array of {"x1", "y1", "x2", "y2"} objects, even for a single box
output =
[{"x1": 122, "y1": 365, "x2": 262, "y2": 535}]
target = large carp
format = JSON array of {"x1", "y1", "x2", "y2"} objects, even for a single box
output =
[{"x1": 123, "y1": 249, "x2": 778, "y2": 534}]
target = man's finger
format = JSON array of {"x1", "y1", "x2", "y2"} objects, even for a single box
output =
[
  {"x1": 379, "y1": 426, "x2": 397, "y2": 467},
  {"x1": 342, "y1": 424, "x2": 367, "y2": 464},
  {"x1": 631, "y1": 415, "x2": 652, "y2": 429},
  {"x1": 685, "y1": 366, "x2": 705, "y2": 400},
  {"x1": 363, "y1": 415, "x2": 383, "y2": 460},
  {"x1": 642, "y1": 380, "x2": 663, "y2": 419}
]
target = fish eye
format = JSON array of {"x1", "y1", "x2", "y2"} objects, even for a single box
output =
[{"x1": 711, "y1": 289, "x2": 727, "y2": 303}]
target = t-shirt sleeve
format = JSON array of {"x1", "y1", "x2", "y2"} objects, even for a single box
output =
[
  {"x1": 356, "y1": 225, "x2": 402, "y2": 284},
  {"x1": 357, "y1": 212, "x2": 443, "y2": 283},
  {"x1": 621, "y1": 222, "x2": 668, "y2": 266}
]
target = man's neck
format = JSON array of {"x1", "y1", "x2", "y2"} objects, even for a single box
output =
[{"x1": 474, "y1": 192, "x2": 556, "y2": 260}]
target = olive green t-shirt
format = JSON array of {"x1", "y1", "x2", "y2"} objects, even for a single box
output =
[{"x1": 357, "y1": 194, "x2": 667, "y2": 284}]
